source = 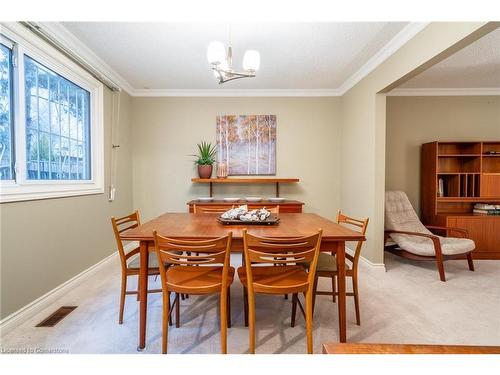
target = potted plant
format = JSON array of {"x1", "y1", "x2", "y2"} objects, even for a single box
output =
[{"x1": 192, "y1": 141, "x2": 217, "y2": 179}]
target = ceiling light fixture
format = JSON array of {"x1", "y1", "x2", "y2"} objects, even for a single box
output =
[{"x1": 207, "y1": 40, "x2": 260, "y2": 84}]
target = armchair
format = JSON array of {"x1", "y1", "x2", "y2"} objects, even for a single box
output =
[{"x1": 384, "y1": 191, "x2": 475, "y2": 281}]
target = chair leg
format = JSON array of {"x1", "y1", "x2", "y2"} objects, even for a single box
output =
[
  {"x1": 181, "y1": 293, "x2": 185, "y2": 301},
  {"x1": 168, "y1": 292, "x2": 173, "y2": 326},
  {"x1": 435, "y1": 255, "x2": 446, "y2": 282},
  {"x1": 119, "y1": 274, "x2": 127, "y2": 324},
  {"x1": 312, "y1": 275, "x2": 318, "y2": 316},
  {"x1": 291, "y1": 293, "x2": 298, "y2": 327},
  {"x1": 331, "y1": 275, "x2": 336, "y2": 303},
  {"x1": 352, "y1": 276, "x2": 360, "y2": 326},
  {"x1": 284, "y1": 294, "x2": 288, "y2": 300},
  {"x1": 305, "y1": 290, "x2": 313, "y2": 354},
  {"x1": 175, "y1": 293, "x2": 180, "y2": 328},
  {"x1": 227, "y1": 286, "x2": 232, "y2": 329},
  {"x1": 467, "y1": 253, "x2": 475, "y2": 271},
  {"x1": 248, "y1": 289, "x2": 256, "y2": 354},
  {"x1": 220, "y1": 288, "x2": 228, "y2": 354},
  {"x1": 162, "y1": 292, "x2": 169, "y2": 354},
  {"x1": 243, "y1": 287, "x2": 249, "y2": 327}
]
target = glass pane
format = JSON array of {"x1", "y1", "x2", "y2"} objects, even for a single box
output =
[
  {"x1": 26, "y1": 131, "x2": 39, "y2": 179},
  {"x1": 50, "y1": 135, "x2": 60, "y2": 179},
  {"x1": 0, "y1": 44, "x2": 13, "y2": 180},
  {"x1": 39, "y1": 98, "x2": 49, "y2": 132},
  {"x1": 24, "y1": 55, "x2": 91, "y2": 180},
  {"x1": 60, "y1": 136, "x2": 69, "y2": 179},
  {"x1": 50, "y1": 101, "x2": 60, "y2": 133}
]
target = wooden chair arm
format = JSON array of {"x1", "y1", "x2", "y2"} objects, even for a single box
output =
[
  {"x1": 424, "y1": 225, "x2": 469, "y2": 238},
  {"x1": 124, "y1": 246, "x2": 140, "y2": 260}
]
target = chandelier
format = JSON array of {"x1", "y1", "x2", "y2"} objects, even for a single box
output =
[{"x1": 207, "y1": 41, "x2": 260, "y2": 84}]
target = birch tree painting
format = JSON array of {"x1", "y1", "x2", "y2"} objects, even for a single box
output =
[{"x1": 216, "y1": 115, "x2": 276, "y2": 175}]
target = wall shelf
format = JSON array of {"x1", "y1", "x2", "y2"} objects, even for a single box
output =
[{"x1": 191, "y1": 177, "x2": 300, "y2": 197}]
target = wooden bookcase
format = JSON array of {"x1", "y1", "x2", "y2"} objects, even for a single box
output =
[{"x1": 421, "y1": 141, "x2": 500, "y2": 259}]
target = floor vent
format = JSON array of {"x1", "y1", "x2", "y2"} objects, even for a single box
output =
[{"x1": 36, "y1": 306, "x2": 77, "y2": 327}]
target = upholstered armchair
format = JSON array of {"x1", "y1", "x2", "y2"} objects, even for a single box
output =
[{"x1": 384, "y1": 191, "x2": 475, "y2": 282}]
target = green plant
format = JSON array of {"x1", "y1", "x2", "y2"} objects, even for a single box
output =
[{"x1": 192, "y1": 141, "x2": 217, "y2": 165}]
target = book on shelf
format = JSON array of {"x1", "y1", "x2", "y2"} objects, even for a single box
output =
[{"x1": 473, "y1": 209, "x2": 500, "y2": 215}]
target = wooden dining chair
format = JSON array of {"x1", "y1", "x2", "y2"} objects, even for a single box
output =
[
  {"x1": 292, "y1": 210, "x2": 368, "y2": 326},
  {"x1": 247, "y1": 205, "x2": 280, "y2": 215},
  {"x1": 193, "y1": 204, "x2": 234, "y2": 214},
  {"x1": 239, "y1": 229, "x2": 323, "y2": 354},
  {"x1": 111, "y1": 210, "x2": 163, "y2": 325},
  {"x1": 153, "y1": 232, "x2": 234, "y2": 354}
]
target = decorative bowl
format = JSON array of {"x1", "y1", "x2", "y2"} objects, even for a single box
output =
[
  {"x1": 268, "y1": 197, "x2": 285, "y2": 203},
  {"x1": 197, "y1": 197, "x2": 214, "y2": 202},
  {"x1": 223, "y1": 197, "x2": 240, "y2": 202},
  {"x1": 245, "y1": 197, "x2": 262, "y2": 202}
]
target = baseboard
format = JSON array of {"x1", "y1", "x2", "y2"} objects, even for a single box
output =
[
  {"x1": 0, "y1": 244, "x2": 134, "y2": 337},
  {"x1": 346, "y1": 246, "x2": 387, "y2": 272}
]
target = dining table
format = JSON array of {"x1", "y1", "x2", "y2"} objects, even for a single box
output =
[{"x1": 120, "y1": 212, "x2": 366, "y2": 350}]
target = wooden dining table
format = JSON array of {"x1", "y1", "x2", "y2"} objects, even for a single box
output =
[{"x1": 120, "y1": 212, "x2": 366, "y2": 350}]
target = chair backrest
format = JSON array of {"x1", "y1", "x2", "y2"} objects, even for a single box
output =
[
  {"x1": 193, "y1": 205, "x2": 234, "y2": 214},
  {"x1": 336, "y1": 210, "x2": 369, "y2": 269},
  {"x1": 153, "y1": 232, "x2": 233, "y2": 290},
  {"x1": 384, "y1": 191, "x2": 431, "y2": 234},
  {"x1": 242, "y1": 229, "x2": 323, "y2": 291},
  {"x1": 111, "y1": 210, "x2": 141, "y2": 269}
]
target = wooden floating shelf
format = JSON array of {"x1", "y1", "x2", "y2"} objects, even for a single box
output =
[
  {"x1": 437, "y1": 197, "x2": 500, "y2": 202},
  {"x1": 191, "y1": 177, "x2": 300, "y2": 197},
  {"x1": 191, "y1": 178, "x2": 299, "y2": 183},
  {"x1": 437, "y1": 154, "x2": 481, "y2": 157}
]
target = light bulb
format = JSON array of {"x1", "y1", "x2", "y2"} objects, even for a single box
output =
[
  {"x1": 207, "y1": 41, "x2": 226, "y2": 65},
  {"x1": 243, "y1": 50, "x2": 260, "y2": 72}
]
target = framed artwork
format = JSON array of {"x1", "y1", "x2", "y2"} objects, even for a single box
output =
[{"x1": 216, "y1": 115, "x2": 276, "y2": 175}]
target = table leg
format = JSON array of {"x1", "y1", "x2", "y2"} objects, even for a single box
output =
[
  {"x1": 336, "y1": 241, "x2": 347, "y2": 342},
  {"x1": 138, "y1": 240, "x2": 149, "y2": 351}
]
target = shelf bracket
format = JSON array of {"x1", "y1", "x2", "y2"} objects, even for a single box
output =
[
  {"x1": 276, "y1": 182, "x2": 280, "y2": 197},
  {"x1": 209, "y1": 182, "x2": 213, "y2": 197}
]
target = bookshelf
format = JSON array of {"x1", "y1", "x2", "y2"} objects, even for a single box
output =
[{"x1": 421, "y1": 141, "x2": 500, "y2": 259}]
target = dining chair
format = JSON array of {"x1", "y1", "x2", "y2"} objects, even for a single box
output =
[
  {"x1": 239, "y1": 229, "x2": 323, "y2": 354},
  {"x1": 153, "y1": 232, "x2": 234, "y2": 354},
  {"x1": 292, "y1": 210, "x2": 368, "y2": 326},
  {"x1": 111, "y1": 210, "x2": 163, "y2": 325},
  {"x1": 247, "y1": 205, "x2": 280, "y2": 215},
  {"x1": 193, "y1": 204, "x2": 234, "y2": 214}
]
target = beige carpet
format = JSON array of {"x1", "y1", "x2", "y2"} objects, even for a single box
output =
[{"x1": 2, "y1": 252, "x2": 499, "y2": 354}]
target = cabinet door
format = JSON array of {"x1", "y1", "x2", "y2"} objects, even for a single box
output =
[
  {"x1": 448, "y1": 216, "x2": 500, "y2": 259},
  {"x1": 480, "y1": 174, "x2": 500, "y2": 198}
]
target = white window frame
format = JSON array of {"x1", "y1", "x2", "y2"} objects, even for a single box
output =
[{"x1": 0, "y1": 23, "x2": 104, "y2": 203}]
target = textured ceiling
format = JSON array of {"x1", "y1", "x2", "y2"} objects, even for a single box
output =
[
  {"x1": 400, "y1": 27, "x2": 500, "y2": 89},
  {"x1": 61, "y1": 22, "x2": 407, "y2": 90}
]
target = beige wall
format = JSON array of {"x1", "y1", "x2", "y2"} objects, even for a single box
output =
[
  {"x1": 340, "y1": 22, "x2": 491, "y2": 265},
  {"x1": 386, "y1": 96, "x2": 500, "y2": 215},
  {"x1": 0, "y1": 90, "x2": 133, "y2": 319},
  {"x1": 131, "y1": 97, "x2": 341, "y2": 221}
]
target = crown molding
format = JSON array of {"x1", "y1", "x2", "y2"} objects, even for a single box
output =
[
  {"x1": 37, "y1": 22, "x2": 136, "y2": 95},
  {"x1": 338, "y1": 22, "x2": 430, "y2": 95},
  {"x1": 130, "y1": 88, "x2": 342, "y2": 97},
  {"x1": 49, "y1": 22, "x2": 429, "y2": 97},
  {"x1": 388, "y1": 88, "x2": 500, "y2": 96}
]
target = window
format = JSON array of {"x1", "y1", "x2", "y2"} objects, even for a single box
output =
[
  {"x1": 24, "y1": 56, "x2": 91, "y2": 181},
  {"x1": 0, "y1": 43, "x2": 13, "y2": 180},
  {"x1": 0, "y1": 24, "x2": 103, "y2": 203}
]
